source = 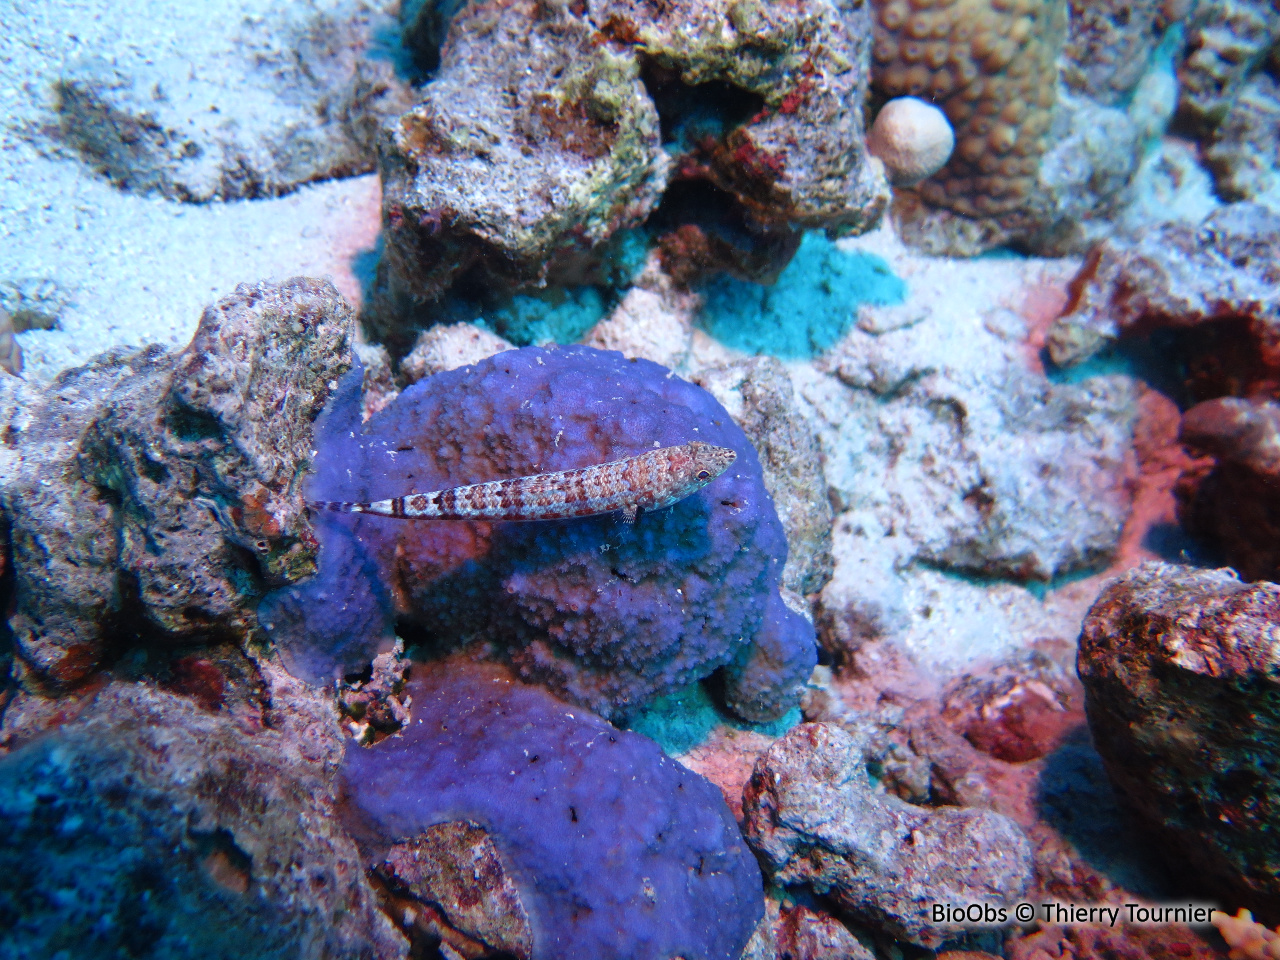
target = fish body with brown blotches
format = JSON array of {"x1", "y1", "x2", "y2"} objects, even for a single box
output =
[{"x1": 309, "y1": 441, "x2": 737, "y2": 523}]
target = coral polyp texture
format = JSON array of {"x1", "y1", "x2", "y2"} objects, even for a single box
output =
[
  {"x1": 868, "y1": 96, "x2": 956, "y2": 186},
  {"x1": 870, "y1": 0, "x2": 1066, "y2": 219},
  {"x1": 340, "y1": 660, "x2": 764, "y2": 960},
  {"x1": 264, "y1": 345, "x2": 816, "y2": 723}
]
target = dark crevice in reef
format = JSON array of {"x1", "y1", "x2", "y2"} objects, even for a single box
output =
[
  {"x1": 1106, "y1": 317, "x2": 1280, "y2": 411},
  {"x1": 638, "y1": 60, "x2": 765, "y2": 156},
  {"x1": 649, "y1": 180, "x2": 801, "y2": 287}
]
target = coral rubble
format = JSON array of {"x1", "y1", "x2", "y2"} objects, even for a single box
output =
[
  {"x1": 1077, "y1": 562, "x2": 1280, "y2": 923},
  {"x1": 341, "y1": 659, "x2": 763, "y2": 960}
]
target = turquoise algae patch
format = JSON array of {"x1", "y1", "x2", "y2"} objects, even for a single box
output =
[{"x1": 699, "y1": 232, "x2": 906, "y2": 358}]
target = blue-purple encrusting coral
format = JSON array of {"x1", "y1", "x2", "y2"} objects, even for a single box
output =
[
  {"x1": 340, "y1": 660, "x2": 764, "y2": 960},
  {"x1": 263, "y1": 345, "x2": 816, "y2": 721}
]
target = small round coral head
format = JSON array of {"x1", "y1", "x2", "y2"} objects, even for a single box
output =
[{"x1": 867, "y1": 96, "x2": 955, "y2": 187}]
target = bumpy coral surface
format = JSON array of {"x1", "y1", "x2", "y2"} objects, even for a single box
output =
[
  {"x1": 341, "y1": 660, "x2": 764, "y2": 960},
  {"x1": 0, "y1": 679, "x2": 404, "y2": 960},
  {"x1": 266, "y1": 345, "x2": 815, "y2": 721},
  {"x1": 870, "y1": 0, "x2": 1066, "y2": 218},
  {"x1": 0, "y1": 278, "x2": 352, "y2": 687},
  {"x1": 1078, "y1": 562, "x2": 1280, "y2": 923}
]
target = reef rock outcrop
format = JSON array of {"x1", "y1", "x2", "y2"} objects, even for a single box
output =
[
  {"x1": 265, "y1": 345, "x2": 816, "y2": 723},
  {"x1": 743, "y1": 722, "x2": 1034, "y2": 947},
  {"x1": 0, "y1": 278, "x2": 353, "y2": 687},
  {"x1": 692, "y1": 357, "x2": 835, "y2": 597},
  {"x1": 341, "y1": 659, "x2": 764, "y2": 960},
  {"x1": 372, "y1": 0, "x2": 888, "y2": 338},
  {"x1": 1177, "y1": 0, "x2": 1280, "y2": 131},
  {"x1": 1077, "y1": 562, "x2": 1280, "y2": 924},
  {"x1": 0, "y1": 677, "x2": 405, "y2": 960},
  {"x1": 1046, "y1": 202, "x2": 1280, "y2": 369},
  {"x1": 1205, "y1": 72, "x2": 1280, "y2": 205}
]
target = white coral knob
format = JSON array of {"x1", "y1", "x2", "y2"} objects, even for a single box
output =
[{"x1": 867, "y1": 97, "x2": 955, "y2": 187}]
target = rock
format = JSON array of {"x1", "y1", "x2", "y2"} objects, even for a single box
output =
[
  {"x1": 692, "y1": 357, "x2": 835, "y2": 596},
  {"x1": 370, "y1": 0, "x2": 668, "y2": 333},
  {"x1": 399, "y1": 322, "x2": 515, "y2": 385},
  {"x1": 1177, "y1": 396, "x2": 1280, "y2": 581},
  {"x1": 1077, "y1": 562, "x2": 1280, "y2": 923},
  {"x1": 815, "y1": 306, "x2": 1137, "y2": 583},
  {"x1": 1205, "y1": 72, "x2": 1280, "y2": 206},
  {"x1": 583, "y1": 257, "x2": 698, "y2": 371},
  {"x1": 603, "y1": 0, "x2": 888, "y2": 234},
  {"x1": 341, "y1": 659, "x2": 764, "y2": 960},
  {"x1": 868, "y1": 97, "x2": 955, "y2": 187},
  {"x1": 0, "y1": 307, "x2": 21, "y2": 376},
  {"x1": 1062, "y1": 0, "x2": 1179, "y2": 106},
  {"x1": 381, "y1": 821, "x2": 533, "y2": 960},
  {"x1": 372, "y1": 0, "x2": 888, "y2": 342},
  {"x1": 355, "y1": 340, "x2": 400, "y2": 420},
  {"x1": 265, "y1": 345, "x2": 816, "y2": 723},
  {"x1": 939, "y1": 648, "x2": 1081, "y2": 764},
  {"x1": 774, "y1": 903, "x2": 875, "y2": 960},
  {"x1": 0, "y1": 679, "x2": 405, "y2": 959},
  {"x1": 742, "y1": 722, "x2": 1035, "y2": 947},
  {"x1": 1046, "y1": 202, "x2": 1280, "y2": 368},
  {"x1": 1177, "y1": 0, "x2": 1280, "y2": 131},
  {"x1": 53, "y1": 0, "x2": 414, "y2": 202},
  {"x1": 0, "y1": 278, "x2": 354, "y2": 687}
]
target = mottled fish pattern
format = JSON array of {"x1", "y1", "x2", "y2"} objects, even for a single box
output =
[{"x1": 310, "y1": 441, "x2": 737, "y2": 523}]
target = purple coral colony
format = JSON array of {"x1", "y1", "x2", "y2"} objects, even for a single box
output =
[{"x1": 5, "y1": 0, "x2": 1280, "y2": 957}]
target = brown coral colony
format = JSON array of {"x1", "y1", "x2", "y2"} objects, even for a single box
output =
[{"x1": 871, "y1": 0, "x2": 1062, "y2": 217}]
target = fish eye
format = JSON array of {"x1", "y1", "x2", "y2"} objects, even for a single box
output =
[{"x1": 697, "y1": 470, "x2": 710, "y2": 480}]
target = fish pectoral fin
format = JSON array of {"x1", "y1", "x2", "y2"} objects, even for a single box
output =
[{"x1": 621, "y1": 504, "x2": 639, "y2": 523}]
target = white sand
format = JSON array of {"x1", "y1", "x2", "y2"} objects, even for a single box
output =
[{"x1": 0, "y1": 0, "x2": 383, "y2": 383}]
